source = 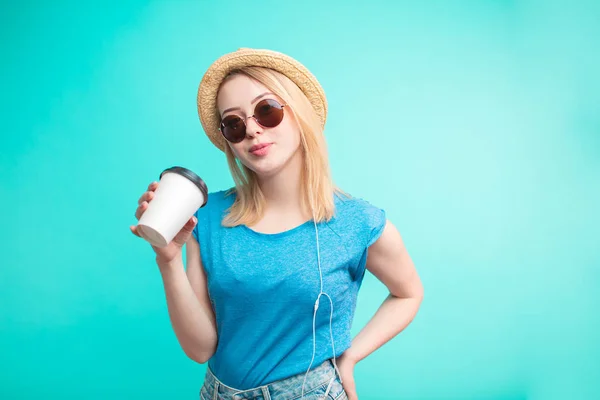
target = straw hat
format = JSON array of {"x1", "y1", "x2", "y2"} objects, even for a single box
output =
[{"x1": 196, "y1": 48, "x2": 328, "y2": 152}]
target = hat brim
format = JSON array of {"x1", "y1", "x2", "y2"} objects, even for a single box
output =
[{"x1": 197, "y1": 48, "x2": 327, "y2": 152}]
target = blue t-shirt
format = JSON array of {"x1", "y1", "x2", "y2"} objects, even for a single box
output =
[{"x1": 192, "y1": 189, "x2": 386, "y2": 390}]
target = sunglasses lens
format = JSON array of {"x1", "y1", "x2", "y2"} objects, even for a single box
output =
[
  {"x1": 219, "y1": 99, "x2": 285, "y2": 143},
  {"x1": 221, "y1": 116, "x2": 246, "y2": 143},
  {"x1": 255, "y1": 99, "x2": 284, "y2": 128}
]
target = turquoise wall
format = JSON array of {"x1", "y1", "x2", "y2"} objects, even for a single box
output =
[{"x1": 2, "y1": 1, "x2": 598, "y2": 399}]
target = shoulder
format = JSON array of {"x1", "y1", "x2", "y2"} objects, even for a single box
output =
[
  {"x1": 196, "y1": 188, "x2": 236, "y2": 220},
  {"x1": 207, "y1": 188, "x2": 236, "y2": 206},
  {"x1": 193, "y1": 188, "x2": 236, "y2": 242},
  {"x1": 332, "y1": 190, "x2": 387, "y2": 247},
  {"x1": 333, "y1": 190, "x2": 385, "y2": 221}
]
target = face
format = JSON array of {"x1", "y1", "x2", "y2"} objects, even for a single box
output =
[{"x1": 217, "y1": 74, "x2": 302, "y2": 178}]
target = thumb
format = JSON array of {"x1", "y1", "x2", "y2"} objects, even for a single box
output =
[
  {"x1": 343, "y1": 375, "x2": 358, "y2": 400},
  {"x1": 171, "y1": 216, "x2": 197, "y2": 247}
]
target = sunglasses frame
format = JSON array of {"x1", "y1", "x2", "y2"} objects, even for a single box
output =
[{"x1": 219, "y1": 99, "x2": 288, "y2": 143}]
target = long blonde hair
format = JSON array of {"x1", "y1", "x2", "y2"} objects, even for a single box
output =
[{"x1": 219, "y1": 67, "x2": 344, "y2": 227}]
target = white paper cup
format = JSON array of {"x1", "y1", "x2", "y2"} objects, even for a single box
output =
[{"x1": 137, "y1": 166, "x2": 208, "y2": 248}]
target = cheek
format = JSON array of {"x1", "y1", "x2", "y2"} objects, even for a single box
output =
[
  {"x1": 279, "y1": 120, "x2": 302, "y2": 149},
  {"x1": 290, "y1": 128, "x2": 302, "y2": 152},
  {"x1": 228, "y1": 143, "x2": 245, "y2": 158}
]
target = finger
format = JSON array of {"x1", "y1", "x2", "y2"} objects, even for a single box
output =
[
  {"x1": 343, "y1": 378, "x2": 357, "y2": 400},
  {"x1": 345, "y1": 388, "x2": 358, "y2": 400},
  {"x1": 135, "y1": 201, "x2": 148, "y2": 220},
  {"x1": 137, "y1": 181, "x2": 158, "y2": 204},
  {"x1": 137, "y1": 190, "x2": 155, "y2": 206},
  {"x1": 130, "y1": 225, "x2": 142, "y2": 237},
  {"x1": 171, "y1": 216, "x2": 197, "y2": 247},
  {"x1": 349, "y1": 386, "x2": 358, "y2": 400},
  {"x1": 137, "y1": 192, "x2": 147, "y2": 205}
]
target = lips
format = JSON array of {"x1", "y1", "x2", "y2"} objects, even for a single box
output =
[{"x1": 249, "y1": 143, "x2": 272, "y2": 154}]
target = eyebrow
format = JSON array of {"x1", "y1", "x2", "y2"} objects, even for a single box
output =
[{"x1": 221, "y1": 92, "x2": 273, "y2": 115}]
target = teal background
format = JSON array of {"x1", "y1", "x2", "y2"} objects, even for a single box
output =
[{"x1": 1, "y1": 1, "x2": 599, "y2": 399}]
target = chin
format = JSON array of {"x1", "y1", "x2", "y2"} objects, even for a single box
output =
[
  {"x1": 247, "y1": 162, "x2": 283, "y2": 178},
  {"x1": 241, "y1": 156, "x2": 287, "y2": 178}
]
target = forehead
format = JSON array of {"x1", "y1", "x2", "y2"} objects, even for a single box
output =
[{"x1": 217, "y1": 74, "x2": 269, "y2": 113}]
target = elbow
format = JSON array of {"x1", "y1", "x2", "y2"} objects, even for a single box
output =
[
  {"x1": 416, "y1": 281, "x2": 424, "y2": 301},
  {"x1": 412, "y1": 274, "x2": 425, "y2": 302},
  {"x1": 193, "y1": 354, "x2": 211, "y2": 364},
  {"x1": 181, "y1": 332, "x2": 218, "y2": 364},
  {"x1": 182, "y1": 341, "x2": 216, "y2": 364},
  {"x1": 185, "y1": 348, "x2": 214, "y2": 364},
  {"x1": 390, "y1": 278, "x2": 424, "y2": 303},
  {"x1": 414, "y1": 284, "x2": 424, "y2": 305}
]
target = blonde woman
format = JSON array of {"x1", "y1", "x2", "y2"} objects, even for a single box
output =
[{"x1": 131, "y1": 48, "x2": 423, "y2": 400}]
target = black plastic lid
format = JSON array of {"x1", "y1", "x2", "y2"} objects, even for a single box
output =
[{"x1": 160, "y1": 166, "x2": 208, "y2": 207}]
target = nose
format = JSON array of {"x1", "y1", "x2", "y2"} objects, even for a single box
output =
[{"x1": 245, "y1": 116, "x2": 263, "y2": 139}]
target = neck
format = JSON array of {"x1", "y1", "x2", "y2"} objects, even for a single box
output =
[{"x1": 256, "y1": 151, "x2": 305, "y2": 215}]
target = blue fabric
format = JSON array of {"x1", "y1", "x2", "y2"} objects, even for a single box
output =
[
  {"x1": 200, "y1": 358, "x2": 348, "y2": 400},
  {"x1": 192, "y1": 189, "x2": 386, "y2": 390}
]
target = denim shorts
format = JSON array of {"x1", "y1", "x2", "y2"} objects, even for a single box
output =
[{"x1": 200, "y1": 358, "x2": 348, "y2": 400}]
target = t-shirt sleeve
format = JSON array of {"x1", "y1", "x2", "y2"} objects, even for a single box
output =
[
  {"x1": 191, "y1": 191, "x2": 214, "y2": 245},
  {"x1": 192, "y1": 209, "x2": 200, "y2": 243},
  {"x1": 189, "y1": 196, "x2": 215, "y2": 275},
  {"x1": 366, "y1": 205, "x2": 387, "y2": 248},
  {"x1": 352, "y1": 199, "x2": 387, "y2": 282},
  {"x1": 192, "y1": 209, "x2": 201, "y2": 243},
  {"x1": 192, "y1": 202, "x2": 211, "y2": 244}
]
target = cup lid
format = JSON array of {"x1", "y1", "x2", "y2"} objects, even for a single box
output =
[{"x1": 160, "y1": 166, "x2": 208, "y2": 207}]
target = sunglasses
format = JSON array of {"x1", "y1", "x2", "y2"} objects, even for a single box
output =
[{"x1": 219, "y1": 98, "x2": 287, "y2": 143}]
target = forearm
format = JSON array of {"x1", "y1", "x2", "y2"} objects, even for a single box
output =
[
  {"x1": 158, "y1": 256, "x2": 217, "y2": 363},
  {"x1": 345, "y1": 294, "x2": 422, "y2": 363}
]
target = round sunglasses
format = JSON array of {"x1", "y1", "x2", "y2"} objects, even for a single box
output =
[{"x1": 219, "y1": 98, "x2": 287, "y2": 143}]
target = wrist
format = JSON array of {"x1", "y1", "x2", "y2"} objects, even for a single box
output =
[
  {"x1": 156, "y1": 253, "x2": 183, "y2": 274},
  {"x1": 341, "y1": 348, "x2": 361, "y2": 364}
]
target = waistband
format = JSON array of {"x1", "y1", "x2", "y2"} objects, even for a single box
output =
[{"x1": 203, "y1": 358, "x2": 338, "y2": 399}]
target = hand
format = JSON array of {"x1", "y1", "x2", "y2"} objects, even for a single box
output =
[
  {"x1": 336, "y1": 352, "x2": 358, "y2": 400},
  {"x1": 130, "y1": 181, "x2": 198, "y2": 267}
]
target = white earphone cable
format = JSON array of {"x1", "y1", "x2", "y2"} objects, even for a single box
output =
[{"x1": 300, "y1": 217, "x2": 342, "y2": 399}]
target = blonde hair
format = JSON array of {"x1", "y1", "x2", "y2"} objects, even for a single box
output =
[{"x1": 218, "y1": 67, "x2": 345, "y2": 227}]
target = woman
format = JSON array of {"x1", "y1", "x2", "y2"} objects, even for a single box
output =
[{"x1": 131, "y1": 48, "x2": 423, "y2": 399}]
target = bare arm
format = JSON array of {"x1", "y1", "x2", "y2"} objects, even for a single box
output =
[
  {"x1": 344, "y1": 220, "x2": 424, "y2": 363},
  {"x1": 158, "y1": 235, "x2": 217, "y2": 363},
  {"x1": 131, "y1": 181, "x2": 218, "y2": 363}
]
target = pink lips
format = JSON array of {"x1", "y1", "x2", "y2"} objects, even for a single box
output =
[{"x1": 249, "y1": 143, "x2": 272, "y2": 156}]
